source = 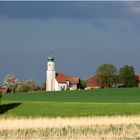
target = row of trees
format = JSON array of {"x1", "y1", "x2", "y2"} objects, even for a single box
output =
[
  {"x1": 96, "y1": 64, "x2": 138, "y2": 88},
  {"x1": 3, "y1": 74, "x2": 40, "y2": 92}
]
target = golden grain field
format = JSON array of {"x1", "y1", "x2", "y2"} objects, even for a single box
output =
[{"x1": 0, "y1": 116, "x2": 140, "y2": 139}]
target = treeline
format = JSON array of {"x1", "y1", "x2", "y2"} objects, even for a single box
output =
[
  {"x1": 1, "y1": 64, "x2": 139, "y2": 93},
  {"x1": 2, "y1": 74, "x2": 45, "y2": 93},
  {"x1": 96, "y1": 64, "x2": 139, "y2": 88},
  {"x1": 1, "y1": 74, "x2": 86, "y2": 93}
]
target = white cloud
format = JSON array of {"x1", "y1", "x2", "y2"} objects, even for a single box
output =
[
  {"x1": 131, "y1": 6, "x2": 140, "y2": 13},
  {"x1": 124, "y1": 1, "x2": 140, "y2": 14}
]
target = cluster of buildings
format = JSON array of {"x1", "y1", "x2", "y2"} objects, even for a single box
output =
[
  {"x1": 1, "y1": 51, "x2": 140, "y2": 93},
  {"x1": 86, "y1": 75, "x2": 140, "y2": 89},
  {"x1": 46, "y1": 51, "x2": 80, "y2": 91},
  {"x1": 45, "y1": 51, "x2": 140, "y2": 91}
]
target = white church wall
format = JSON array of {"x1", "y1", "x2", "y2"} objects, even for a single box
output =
[
  {"x1": 46, "y1": 70, "x2": 56, "y2": 91},
  {"x1": 58, "y1": 83, "x2": 68, "y2": 90},
  {"x1": 54, "y1": 79, "x2": 59, "y2": 91},
  {"x1": 70, "y1": 84, "x2": 77, "y2": 90}
]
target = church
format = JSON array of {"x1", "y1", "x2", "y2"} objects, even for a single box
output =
[{"x1": 46, "y1": 51, "x2": 80, "y2": 91}]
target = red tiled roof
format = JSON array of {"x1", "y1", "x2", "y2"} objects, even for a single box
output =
[
  {"x1": 56, "y1": 73, "x2": 80, "y2": 84},
  {"x1": 56, "y1": 73, "x2": 68, "y2": 83},
  {"x1": 135, "y1": 75, "x2": 140, "y2": 81},
  {"x1": 68, "y1": 77, "x2": 80, "y2": 84},
  {"x1": 86, "y1": 75, "x2": 102, "y2": 88},
  {"x1": 0, "y1": 87, "x2": 9, "y2": 93}
]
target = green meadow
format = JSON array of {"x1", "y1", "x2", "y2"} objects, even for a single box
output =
[{"x1": 1, "y1": 88, "x2": 140, "y2": 117}]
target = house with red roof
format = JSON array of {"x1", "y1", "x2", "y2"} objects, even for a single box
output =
[
  {"x1": 86, "y1": 75, "x2": 103, "y2": 89},
  {"x1": 55, "y1": 73, "x2": 80, "y2": 90},
  {"x1": 46, "y1": 51, "x2": 80, "y2": 91},
  {"x1": 135, "y1": 75, "x2": 140, "y2": 87},
  {"x1": 68, "y1": 77, "x2": 80, "y2": 90},
  {"x1": 86, "y1": 74, "x2": 140, "y2": 89},
  {"x1": 0, "y1": 85, "x2": 10, "y2": 93},
  {"x1": 55, "y1": 73, "x2": 69, "y2": 90}
]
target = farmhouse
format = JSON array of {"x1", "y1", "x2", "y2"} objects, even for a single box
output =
[
  {"x1": 136, "y1": 75, "x2": 140, "y2": 87},
  {"x1": 0, "y1": 85, "x2": 10, "y2": 93},
  {"x1": 86, "y1": 74, "x2": 140, "y2": 89},
  {"x1": 86, "y1": 75, "x2": 103, "y2": 89},
  {"x1": 68, "y1": 77, "x2": 80, "y2": 90},
  {"x1": 46, "y1": 51, "x2": 80, "y2": 91}
]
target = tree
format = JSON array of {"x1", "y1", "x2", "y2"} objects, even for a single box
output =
[
  {"x1": 4, "y1": 74, "x2": 17, "y2": 92},
  {"x1": 119, "y1": 65, "x2": 137, "y2": 87},
  {"x1": 16, "y1": 80, "x2": 37, "y2": 92},
  {"x1": 96, "y1": 64, "x2": 118, "y2": 88},
  {"x1": 78, "y1": 79, "x2": 86, "y2": 89},
  {"x1": 40, "y1": 81, "x2": 46, "y2": 91},
  {"x1": 3, "y1": 74, "x2": 39, "y2": 92}
]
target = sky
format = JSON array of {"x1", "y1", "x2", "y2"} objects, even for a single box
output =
[{"x1": 0, "y1": 1, "x2": 140, "y2": 85}]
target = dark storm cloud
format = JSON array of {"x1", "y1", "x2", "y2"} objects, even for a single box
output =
[
  {"x1": 92, "y1": 20, "x2": 107, "y2": 29},
  {"x1": 0, "y1": 1, "x2": 135, "y2": 19},
  {"x1": 0, "y1": 1, "x2": 140, "y2": 85}
]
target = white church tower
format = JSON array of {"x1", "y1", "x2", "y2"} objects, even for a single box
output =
[{"x1": 46, "y1": 50, "x2": 56, "y2": 91}]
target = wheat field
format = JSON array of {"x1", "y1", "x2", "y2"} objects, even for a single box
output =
[
  {"x1": 1, "y1": 116, "x2": 140, "y2": 139},
  {"x1": 2, "y1": 89, "x2": 140, "y2": 139}
]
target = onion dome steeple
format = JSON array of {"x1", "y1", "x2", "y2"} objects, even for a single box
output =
[{"x1": 48, "y1": 49, "x2": 54, "y2": 62}]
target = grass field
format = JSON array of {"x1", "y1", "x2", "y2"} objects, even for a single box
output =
[
  {"x1": 1, "y1": 88, "x2": 140, "y2": 139},
  {"x1": 1, "y1": 88, "x2": 140, "y2": 117}
]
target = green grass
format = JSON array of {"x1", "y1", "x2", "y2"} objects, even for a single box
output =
[
  {"x1": 1, "y1": 88, "x2": 140, "y2": 117},
  {"x1": 2, "y1": 88, "x2": 140, "y2": 103}
]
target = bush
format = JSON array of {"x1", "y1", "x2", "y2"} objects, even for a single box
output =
[{"x1": 16, "y1": 80, "x2": 37, "y2": 92}]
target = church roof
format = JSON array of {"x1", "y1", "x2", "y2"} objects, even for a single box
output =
[
  {"x1": 68, "y1": 77, "x2": 80, "y2": 84},
  {"x1": 56, "y1": 73, "x2": 68, "y2": 83},
  {"x1": 56, "y1": 73, "x2": 80, "y2": 84}
]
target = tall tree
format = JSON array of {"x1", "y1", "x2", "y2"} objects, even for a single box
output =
[
  {"x1": 4, "y1": 74, "x2": 17, "y2": 92},
  {"x1": 96, "y1": 64, "x2": 118, "y2": 88},
  {"x1": 119, "y1": 65, "x2": 137, "y2": 87}
]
